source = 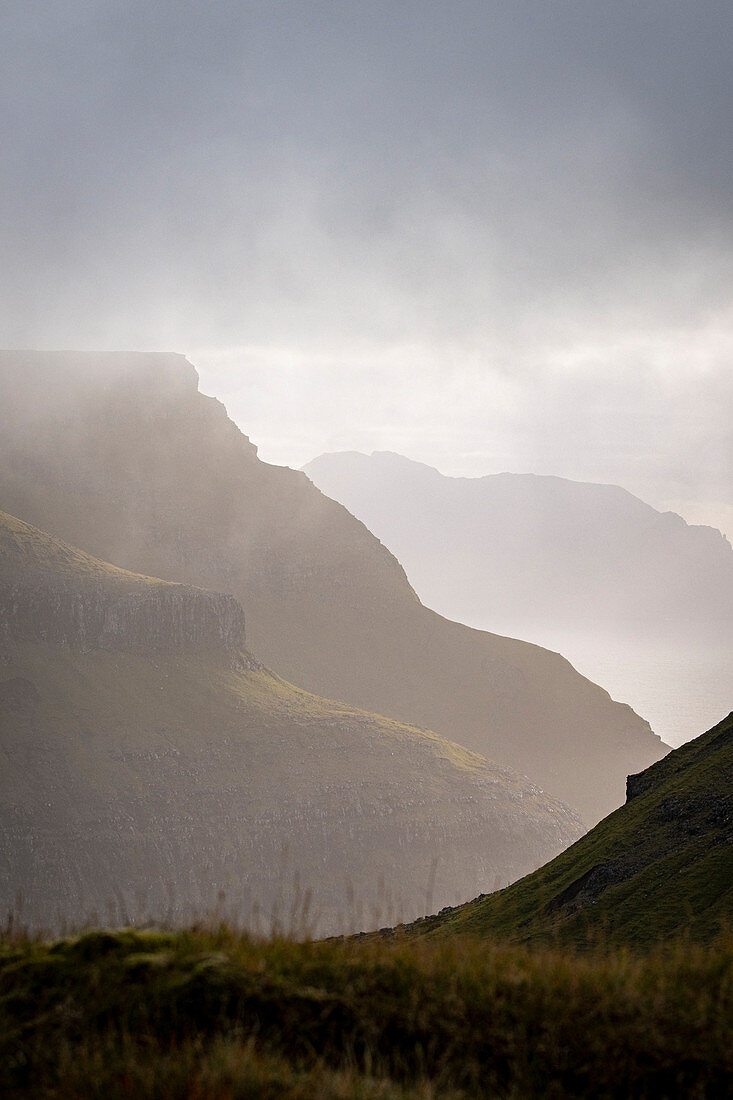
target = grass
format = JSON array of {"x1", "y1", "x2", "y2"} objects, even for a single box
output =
[
  {"x1": 416, "y1": 712, "x2": 733, "y2": 948},
  {"x1": 0, "y1": 508, "x2": 180, "y2": 593},
  {"x1": 3, "y1": 641, "x2": 582, "y2": 936},
  {"x1": 1, "y1": 925, "x2": 731, "y2": 1098}
]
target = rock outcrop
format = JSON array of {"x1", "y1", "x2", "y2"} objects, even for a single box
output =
[
  {"x1": 1, "y1": 582, "x2": 246, "y2": 651},
  {"x1": 0, "y1": 508, "x2": 246, "y2": 652}
]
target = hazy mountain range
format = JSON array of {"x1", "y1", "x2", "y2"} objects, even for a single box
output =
[
  {"x1": 304, "y1": 450, "x2": 733, "y2": 745},
  {"x1": 0, "y1": 352, "x2": 664, "y2": 825},
  {"x1": 304, "y1": 450, "x2": 733, "y2": 646}
]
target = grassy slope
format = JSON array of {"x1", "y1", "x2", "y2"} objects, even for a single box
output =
[
  {"x1": 0, "y1": 927, "x2": 730, "y2": 1098},
  {"x1": 2, "y1": 644, "x2": 581, "y2": 934},
  {"x1": 0, "y1": 350, "x2": 665, "y2": 825},
  {"x1": 0, "y1": 508, "x2": 177, "y2": 592},
  {"x1": 0, "y1": 511, "x2": 582, "y2": 933},
  {"x1": 418, "y1": 713, "x2": 733, "y2": 947}
]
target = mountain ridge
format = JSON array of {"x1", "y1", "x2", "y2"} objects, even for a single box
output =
[
  {"x1": 303, "y1": 450, "x2": 733, "y2": 643},
  {"x1": 325, "y1": 450, "x2": 730, "y2": 550},
  {"x1": 0, "y1": 350, "x2": 665, "y2": 824},
  {"x1": 303, "y1": 449, "x2": 733, "y2": 745}
]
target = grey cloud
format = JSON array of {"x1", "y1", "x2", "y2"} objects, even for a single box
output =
[
  {"x1": 3, "y1": 2, "x2": 733, "y2": 347},
  {"x1": 2, "y1": 2, "x2": 732, "y2": 530}
]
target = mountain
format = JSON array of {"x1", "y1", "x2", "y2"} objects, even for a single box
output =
[
  {"x1": 0, "y1": 509, "x2": 585, "y2": 933},
  {"x1": 303, "y1": 450, "x2": 733, "y2": 647},
  {"x1": 0, "y1": 351, "x2": 665, "y2": 824},
  {"x1": 303, "y1": 450, "x2": 733, "y2": 746},
  {"x1": 416, "y1": 711, "x2": 733, "y2": 947}
]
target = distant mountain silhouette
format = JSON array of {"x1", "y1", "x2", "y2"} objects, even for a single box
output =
[
  {"x1": 0, "y1": 508, "x2": 585, "y2": 932},
  {"x1": 417, "y1": 710, "x2": 733, "y2": 947},
  {"x1": 304, "y1": 450, "x2": 733, "y2": 647},
  {"x1": 0, "y1": 352, "x2": 664, "y2": 824}
]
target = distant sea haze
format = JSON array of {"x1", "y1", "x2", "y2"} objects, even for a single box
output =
[
  {"x1": 550, "y1": 635, "x2": 732, "y2": 750},
  {"x1": 382, "y1": 577, "x2": 731, "y2": 748},
  {"x1": 464, "y1": 624, "x2": 731, "y2": 750}
]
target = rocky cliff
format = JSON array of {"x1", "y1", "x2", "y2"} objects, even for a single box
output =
[
  {"x1": 0, "y1": 582, "x2": 246, "y2": 651},
  {"x1": 0, "y1": 509, "x2": 246, "y2": 651}
]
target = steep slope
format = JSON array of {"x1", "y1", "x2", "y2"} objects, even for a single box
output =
[
  {"x1": 419, "y1": 712, "x2": 733, "y2": 947},
  {"x1": 0, "y1": 351, "x2": 664, "y2": 823},
  {"x1": 304, "y1": 450, "x2": 733, "y2": 747},
  {"x1": 303, "y1": 450, "x2": 733, "y2": 645},
  {"x1": 0, "y1": 509, "x2": 584, "y2": 933}
]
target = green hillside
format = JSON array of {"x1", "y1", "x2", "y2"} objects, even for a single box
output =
[
  {"x1": 0, "y1": 510, "x2": 582, "y2": 934},
  {"x1": 0, "y1": 350, "x2": 665, "y2": 824},
  {"x1": 414, "y1": 712, "x2": 733, "y2": 947}
]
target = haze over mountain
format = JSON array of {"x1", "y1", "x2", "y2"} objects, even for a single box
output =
[
  {"x1": 414, "y1": 710, "x2": 733, "y2": 948},
  {"x1": 304, "y1": 450, "x2": 732, "y2": 643},
  {"x1": 304, "y1": 450, "x2": 733, "y2": 745},
  {"x1": 3, "y1": 4, "x2": 733, "y2": 550},
  {"x1": 0, "y1": 351, "x2": 664, "y2": 824},
  {"x1": 0, "y1": 508, "x2": 585, "y2": 932}
]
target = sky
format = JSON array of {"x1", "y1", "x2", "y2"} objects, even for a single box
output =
[{"x1": 2, "y1": 1, "x2": 732, "y2": 535}]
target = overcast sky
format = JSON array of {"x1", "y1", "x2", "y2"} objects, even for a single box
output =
[{"x1": 2, "y1": 2, "x2": 732, "y2": 534}]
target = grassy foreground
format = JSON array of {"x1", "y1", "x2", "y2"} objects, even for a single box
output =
[{"x1": 1, "y1": 927, "x2": 731, "y2": 1098}]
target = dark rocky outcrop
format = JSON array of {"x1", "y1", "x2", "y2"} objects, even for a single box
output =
[{"x1": 625, "y1": 770, "x2": 654, "y2": 802}]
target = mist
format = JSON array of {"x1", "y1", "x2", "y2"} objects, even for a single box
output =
[
  {"x1": 305, "y1": 449, "x2": 733, "y2": 748},
  {"x1": 1, "y1": 2, "x2": 732, "y2": 534}
]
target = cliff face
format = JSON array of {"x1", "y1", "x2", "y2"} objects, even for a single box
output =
[
  {"x1": 0, "y1": 351, "x2": 665, "y2": 824},
  {"x1": 0, "y1": 508, "x2": 246, "y2": 652},
  {"x1": 0, "y1": 582, "x2": 246, "y2": 651}
]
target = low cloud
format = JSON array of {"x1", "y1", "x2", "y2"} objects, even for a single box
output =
[{"x1": 2, "y1": 2, "x2": 732, "y2": 530}]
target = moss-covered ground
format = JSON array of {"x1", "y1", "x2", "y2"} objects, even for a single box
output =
[{"x1": 1, "y1": 926, "x2": 731, "y2": 1098}]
